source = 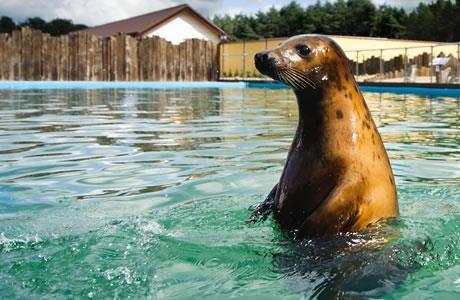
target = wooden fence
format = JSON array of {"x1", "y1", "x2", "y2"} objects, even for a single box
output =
[{"x1": 0, "y1": 27, "x2": 219, "y2": 81}]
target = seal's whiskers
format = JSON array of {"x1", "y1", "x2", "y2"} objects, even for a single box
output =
[
  {"x1": 286, "y1": 70, "x2": 311, "y2": 89},
  {"x1": 279, "y1": 68, "x2": 316, "y2": 90},
  {"x1": 290, "y1": 68, "x2": 317, "y2": 89}
]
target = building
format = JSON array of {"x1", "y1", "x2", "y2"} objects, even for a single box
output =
[{"x1": 81, "y1": 4, "x2": 227, "y2": 44}]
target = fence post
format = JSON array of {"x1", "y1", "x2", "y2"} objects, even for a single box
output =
[
  {"x1": 457, "y1": 43, "x2": 459, "y2": 84},
  {"x1": 242, "y1": 40, "x2": 246, "y2": 79},
  {"x1": 220, "y1": 42, "x2": 224, "y2": 79},
  {"x1": 404, "y1": 48, "x2": 408, "y2": 82},
  {"x1": 379, "y1": 49, "x2": 383, "y2": 82},
  {"x1": 355, "y1": 51, "x2": 359, "y2": 81},
  {"x1": 430, "y1": 46, "x2": 433, "y2": 83}
]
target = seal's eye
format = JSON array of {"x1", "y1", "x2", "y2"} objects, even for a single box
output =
[{"x1": 295, "y1": 44, "x2": 311, "y2": 58}]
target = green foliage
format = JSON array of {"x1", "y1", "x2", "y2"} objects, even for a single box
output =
[
  {"x1": 213, "y1": 0, "x2": 460, "y2": 42},
  {"x1": 406, "y1": 0, "x2": 459, "y2": 42},
  {"x1": 20, "y1": 17, "x2": 47, "y2": 32},
  {"x1": 0, "y1": 16, "x2": 87, "y2": 35},
  {"x1": 0, "y1": 16, "x2": 16, "y2": 33},
  {"x1": 45, "y1": 19, "x2": 87, "y2": 36},
  {"x1": 373, "y1": 6, "x2": 407, "y2": 38}
]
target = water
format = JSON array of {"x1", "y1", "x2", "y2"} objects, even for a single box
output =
[{"x1": 0, "y1": 87, "x2": 459, "y2": 299}]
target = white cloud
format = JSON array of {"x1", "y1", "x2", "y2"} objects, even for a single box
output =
[
  {"x1": 373, "y1": 0, "x2": 432, "y2": 9},
  {"x1": 0, "y1": 0, "x2": 222, "y2": 25},
  {"x1": 0, "y1": 0, "x2": 434, "y2": 26}
]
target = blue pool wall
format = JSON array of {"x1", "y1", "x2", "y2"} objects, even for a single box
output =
[{"x1": 0, "y1": 81, "x2": 459, "y2": 97}]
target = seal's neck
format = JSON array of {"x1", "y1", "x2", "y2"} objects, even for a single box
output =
[
  {"x1": 290, "y1": 89, "x2": 325, "y2": 145},
  {"x1": 293, "y1": 81, "x2": 361, "y2": 142},
  {"x1": 294, "y1": 89, "x2": 325, "y2": 117}
]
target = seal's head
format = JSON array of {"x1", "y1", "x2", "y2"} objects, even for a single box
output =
[{"x1": 255, "y1": 35, "x2": 351, "y2": 91}]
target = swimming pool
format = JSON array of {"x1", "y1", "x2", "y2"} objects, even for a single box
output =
[{"x1": 0, "y1": 83, "x2": 459, "y2": 298}]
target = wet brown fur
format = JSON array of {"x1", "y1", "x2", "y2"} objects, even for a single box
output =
[{"x1": 254, "y1": 35, "x2": 399, "y2": 238}]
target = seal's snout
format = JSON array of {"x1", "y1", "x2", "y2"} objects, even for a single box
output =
[
  {"x1": 255, "y1": 52, "x2": 269, "y2": 64},
  {"x1": 255, "y1": 51, "x2": 279, "y2": 77}
]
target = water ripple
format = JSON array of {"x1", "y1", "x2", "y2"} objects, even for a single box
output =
[{"x1": 0, "y1": 88, "x2": 459, "y2": 298}]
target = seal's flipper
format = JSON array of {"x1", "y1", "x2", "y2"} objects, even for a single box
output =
[
  {"x1": 296, "y1": 179, "x2": 359, "y2": 238},
  {"x1": 248, "y1": 184, "x2": 278, "y2": 223}
]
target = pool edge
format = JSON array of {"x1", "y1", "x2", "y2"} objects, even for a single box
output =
[{"x1": 0, "y1": 80, "x2": 459, "y2": 97}]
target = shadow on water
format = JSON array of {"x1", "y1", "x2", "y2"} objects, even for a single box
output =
[{"x1": 270, "y1": 218, "x2": 452, "y2": 299}]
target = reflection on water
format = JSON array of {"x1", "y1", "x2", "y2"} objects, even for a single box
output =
[{"x1": 0, "y1": 87, "x2": 459, "y2": 299}]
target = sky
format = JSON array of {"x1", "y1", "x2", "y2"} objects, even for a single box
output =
[{"x1": 0, "y1": 0, "x2": 434, "y2": 26}]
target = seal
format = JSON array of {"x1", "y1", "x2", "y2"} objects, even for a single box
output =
[{"x1": 252, "y1": 35, "x2": 398, "y2": 239}]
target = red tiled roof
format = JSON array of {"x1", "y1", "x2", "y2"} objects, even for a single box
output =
[{"x1": 80, "y1": 4, "x2": 226, "y2": 38}]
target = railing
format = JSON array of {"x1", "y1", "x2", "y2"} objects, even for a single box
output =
[
  {"x1": 220, "y1": 38, "x2": 460, "y2": 85},
  {"x1": 346, "y1": 43, "x2": 460, "y2": 84}
]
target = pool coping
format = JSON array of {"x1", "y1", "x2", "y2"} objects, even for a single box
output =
[
  {"x1": 243, "y1": 80, "x2": 460, "y2": 97},
  {"x1": 0, "y1": 80, "x2": 459, "y2": 97},
  {"x1": 0, "y1": 81, "x2": 247, "y2": 90}
]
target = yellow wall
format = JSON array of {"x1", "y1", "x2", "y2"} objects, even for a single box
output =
[{"x1": 220, "y1": 35, "x2": 460, "y2": 77}]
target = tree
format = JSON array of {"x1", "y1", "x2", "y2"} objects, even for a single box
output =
[
  {"x1": 253, "y1": 7, "x2": 282, "y2": 38},
  {"x1": 0, "y1": 16, "x2": 16, "y2": 33},
  {"x1": 233, "y1": 14, "x2": 258, "y2": 40},
  {"x1": 212, "y1": 0, "x2": 458, "y2": 42},
  {"x1": 404, "y1": 0, "x2": 457, "y2": 42},
  {"x1": 278, "y1": 1, "x2": 306, "y2": 36},
  {"x1": 213, "y1": 15, "x2": 236, "y2": 39},
  {"x1": 45, "y1": 18, "x2": 86, "y2": 36},
  {"x1": 20, "y1": 17, "x2": 47, "y2": 32},
  {"x1": 344, "y1": 0, "x2": 377, "y2": 36},
  {"x1": 373, "y1": 6, "x2": 406, "y2": 38}
]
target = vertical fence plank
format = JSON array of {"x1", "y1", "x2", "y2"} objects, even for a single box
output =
[
  {"x1": 60, "y1": 35, "x2": 68, "y2": 80},
  {"x1": 212, "y1": 42, "x2": 218, "y2": 81},
  {"x1": 0, "y1": 28, "x2": 222, "y2": 82},
  {"x1": 0, "y1": 34, "x2": 6, "y2": 80},
  {"x1": 52, "y1": 36, "x2": 58, "y2": 80},
  {"x1": 12, "y1": 30, "x2": 21, "y2": 80},
  {"x1": 109, "y1": 36, "x2": 114, "y2": 81},
  {"x1": 31, "y1": 29, "x2": 41, "y2": 80},
  {"x1": 166, "y1": 42, "x2": 173, "y2": 81},
  {"x1": 144, "y1": 38, "x2": 151, "y2": 81},
  {"x1": 41, "y1": 33, "x2": 48, "y2": 80},
  {"x1": 179, "y1": 41, "x2": 186, "y2": 81},
  {"x1": 3, "y1": 33, "x2": 11, "y2": 80},
  {"x1": 68, "y1": 33, "x2": 75, "y2": 80},
  {"x1": 206, "y1": 41, "x2": 212, "y2": 80},
  {"x1": 0, "y1": 34, "x2": 4, "y2": 80},
  {"x1": 185, "y1": 39, "x2": 193, "y2": 81},
  {"x1": 80, "y1": 32, "x2": 87, "y2": 81},
  {"x1": 138, "y1": 38, "x2": 145, "y2": 81},
  {"x1": 95, "y1": 36, "x2": 103, "y2": 81},
  {"x1": 116, "y1": 34, "x2": 125, "y2": 81},
  {"x1": 21, "y1": 27, "x2": 33, "y2": 80},
  {"x1": 152, "y1": 36, "x2": 159, "y2": 80},
  {"x1": 174, "y1": 43, "x2": 180, "y2": 81},
  {"x1": 126, "y1": 36, "x2": 138, "y2": 81},
  {"x1": 102, "y1": 37, "x2": 108, "y2": 81},
  {"x1": 199, "y1": 40, "x2": 204, "y2": 81},
  {"x1": 47, "y1": 35, "x2": 52, "y2": 80},
  {"x1": 146, "y1": 37, "x2": 153, "y2": 81}
]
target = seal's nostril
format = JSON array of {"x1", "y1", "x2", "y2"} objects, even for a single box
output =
[{"x1": 255, "y1": 52, "x2": 269, "y2": 63}]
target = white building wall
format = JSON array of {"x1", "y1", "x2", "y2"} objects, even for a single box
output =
[{"x1": 143, "y1": 11, "x2": 221, "y2": 44}]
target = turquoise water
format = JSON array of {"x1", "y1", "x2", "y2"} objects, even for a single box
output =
[{"x1": 0, "y1": 86, "x2": 459, "y2": 299}]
